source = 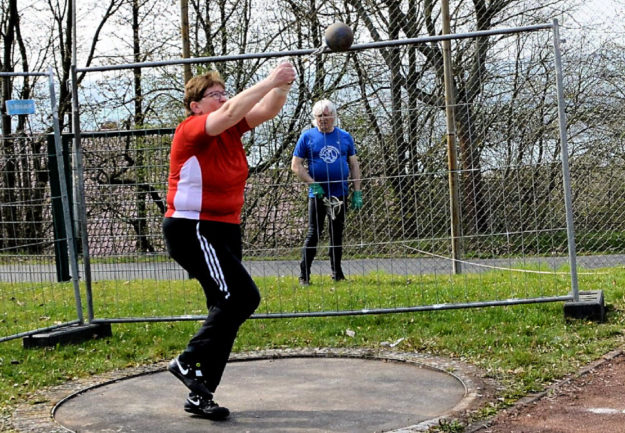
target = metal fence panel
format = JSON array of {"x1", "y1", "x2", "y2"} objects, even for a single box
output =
[
  {"x1": 0, "y1": 70, "x2": 83, "y2": 342},
  {"x1": 0, "y1": 131, "x2": 80, "y2": 341},
  {"x1": 64, "y1": 23, "x2": 579, "y2": 323}
]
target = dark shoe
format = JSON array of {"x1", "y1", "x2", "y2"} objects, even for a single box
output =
[
  {"x1": 185, "y1": 393, "x2": 230, "y2": 420},
  {"x1": 299, "y1": 261, "x2": 312, "y2": 285},
  {"x1": 332, "y1": 272, "x2": 346, "y2": 282},
  {"x1": 168, "y1": 356, "x2": 213, "y2": 397}
]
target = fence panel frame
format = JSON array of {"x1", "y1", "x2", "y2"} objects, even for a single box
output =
[
  {"x1": 67, "y1": 21, "x2": 580, "y2": 325},
  {"x1": 0, "y1": 69, "x2": 84, "y2": 343}
]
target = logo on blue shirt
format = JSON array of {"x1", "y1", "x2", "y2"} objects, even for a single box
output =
[{"x1": 319, "y1": 145, "x2": 340, "y2": 164}]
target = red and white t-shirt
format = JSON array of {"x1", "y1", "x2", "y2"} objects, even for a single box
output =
[{"x1": 165, "y1": 114, "x2": 251, "y2": 224}]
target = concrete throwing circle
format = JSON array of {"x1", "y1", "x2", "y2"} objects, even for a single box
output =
[{"x1": 52, "y1": 355, "x2": 469, "y2": 433}]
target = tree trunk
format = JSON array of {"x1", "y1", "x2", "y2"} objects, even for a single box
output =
[
  {"x1": 132, "y1": 0, "x2": 152, "y2": 253},
  {"x1": 456, "y1": 104, "x2": 488, "y2": 234},
  {"x1": 1, "y1": 0, "x2": 19, "y2": 250}
]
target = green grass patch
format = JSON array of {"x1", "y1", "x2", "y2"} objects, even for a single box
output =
[{"x1": 1, "y1": 266, "x2": 625, "y2": 431}]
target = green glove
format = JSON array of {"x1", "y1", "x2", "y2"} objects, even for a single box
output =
[
  {"x1": 351, "y1": 190, "x2": 363, "y2": 210},
  {"x1": 310, "y1": 182, "x2": 325, "y2": 198}
]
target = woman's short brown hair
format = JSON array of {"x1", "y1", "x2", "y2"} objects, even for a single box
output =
[{"x1": 183, "y1": 71, "x2": 226, "y2": 114}]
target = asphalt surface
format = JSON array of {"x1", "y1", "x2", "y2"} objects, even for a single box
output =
[
  {"x1": 52, "y1": 357, "x2": 469, "y2": 433},
  {"x1": 2, "y1": 254, "x2": 621, "y2": 283}
]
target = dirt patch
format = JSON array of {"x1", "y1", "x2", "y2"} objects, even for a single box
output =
[{"x1": 470, "y1": 349, "x2": 625, "y2": 433}]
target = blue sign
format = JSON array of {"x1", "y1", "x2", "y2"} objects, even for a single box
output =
[{"x1": 5, "y1": 99, "x2": 36, "y2": 115}]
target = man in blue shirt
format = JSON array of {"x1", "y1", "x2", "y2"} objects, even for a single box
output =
[{"x1": 291, "y1": 99, "x2": 362, "y2": 285}]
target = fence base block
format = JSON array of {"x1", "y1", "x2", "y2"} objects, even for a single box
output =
[
  {"x1": 563, "y1": 290, "x2": 605, "y2": 322},
  {"x1": 22, "y1": 323, "x2": 112, "y2": 348}
]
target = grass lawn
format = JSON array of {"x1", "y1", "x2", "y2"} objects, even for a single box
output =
[{"x1": 1, "y1": 266, "x2": 624, "y2": 432}]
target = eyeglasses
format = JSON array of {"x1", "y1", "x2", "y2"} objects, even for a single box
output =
[{"x1": 202, "y1": 90, "x2": 229, "y2": 100}]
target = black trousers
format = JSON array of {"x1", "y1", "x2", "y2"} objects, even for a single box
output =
[
  {"x1": 163, "y1": 217, "x2": 260, "y2": 393},
  {"x1": 300, "y1": 196, "x2": 346, "y2": 279}
]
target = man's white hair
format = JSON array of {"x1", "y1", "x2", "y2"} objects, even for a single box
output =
[{"x1": 311, "y1": 99, "x2": 338, "y2": 127}]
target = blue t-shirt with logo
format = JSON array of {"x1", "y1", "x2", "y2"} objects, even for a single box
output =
[{"x1": 293, "y1": 127, "x2": 356, "y2": 198}]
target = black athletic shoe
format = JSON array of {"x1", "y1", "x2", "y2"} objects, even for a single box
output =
[
  {"x1": 168, "y1": 356, "x2": 213, "y2": 397},
  {"x1": 185, "y1": 393, "x2": 230, "y2": 420},
  {"x1": 332, "y1": 272, "x2": 346, "y2": 282}
]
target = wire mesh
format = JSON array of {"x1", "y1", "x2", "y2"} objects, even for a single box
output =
[
  {"x1": 0, "y1": 132, "x2": 80, "y2": 341},
  {"x1": 63, "y1": 24, "x2": 578, "y2": 323},
  {"x1": 3, "y1": 0, "x2": 623, "y2": 341}
]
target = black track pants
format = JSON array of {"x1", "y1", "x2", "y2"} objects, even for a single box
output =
[
  {"x1": 163, "y1": 217, "x2": 260, "y2": 392},
  {"x1": 300, "y1": 195, "x2": 346, "y2": 279}
]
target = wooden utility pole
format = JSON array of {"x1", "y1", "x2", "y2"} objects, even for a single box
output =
[
  {"x1": 441, "y1": 0, "x2": 462, "y2": 274},
  {"x1": 180, "y1": 0, "x2": 192, "y2": 83}
]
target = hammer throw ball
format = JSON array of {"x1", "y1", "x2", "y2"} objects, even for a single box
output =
[{"x1": 324, "y1": 22, "x2": 354, "y2": 52}]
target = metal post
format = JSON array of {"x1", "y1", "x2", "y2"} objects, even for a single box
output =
[
  {"x1": 48, "y1": 67, "x2": 84, "y2": 324},
  {"x1": 71, "y1": 0, "x2": 94, "y2": 321},
  {"x1": 70, "y1": 0, "x2": 81, "y2": 260},
  {"x1": 552, "y1": 19, "x2": 579, "y2": 301},
  {"x1": 441, "y1": 0, "x2": 462, "y2": 274}
]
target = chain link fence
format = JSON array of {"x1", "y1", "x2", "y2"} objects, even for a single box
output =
[
  {"x1": 52, "y1": 22, "x2": 579, "y2": 326},
  {"x1": 0, "y1": 70, "x2": 82, "y2": 341},
  {"x1": 4, "y1": 12, "x2": 619, "y2": 340}
]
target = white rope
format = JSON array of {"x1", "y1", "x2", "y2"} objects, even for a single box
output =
[
  {"x1": 323, "y1": 195, "x2": 343, "y2": 220},
  {"x1": 402, "y1": 244, "x2": 606, "y2": 275}
]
